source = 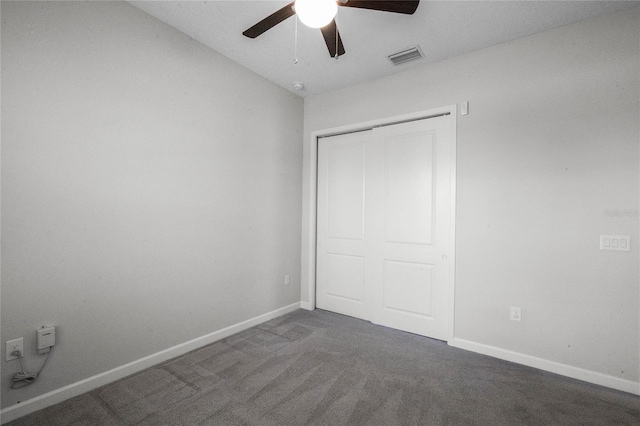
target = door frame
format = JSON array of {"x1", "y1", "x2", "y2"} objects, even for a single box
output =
[{"x1": 303, "y1": 105, "x2": 458, "y2": 342}]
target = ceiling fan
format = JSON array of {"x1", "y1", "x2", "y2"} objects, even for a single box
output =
[{"x1": 243, "y1": 0, "x2": 420, "y2": 58}]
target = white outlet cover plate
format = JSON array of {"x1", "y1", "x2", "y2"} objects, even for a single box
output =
[
  {"x1": 6, "y1": 338, "x2": 23, "y2": 361},
  {"x1": 510, "y1": 307, "x2": 522, "y2": 321}
]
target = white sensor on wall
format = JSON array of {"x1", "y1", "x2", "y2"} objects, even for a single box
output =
[
  {"x1": 37, "y1": 326, "x2": 56, "y2": 354},
  {"x1": 461, "y1": 101, "x2": 469, "y2": 116}
]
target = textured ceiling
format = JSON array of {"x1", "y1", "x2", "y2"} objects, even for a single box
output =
[{"x1": 129, "y1": 1, "x2": 639, "y2": 97}]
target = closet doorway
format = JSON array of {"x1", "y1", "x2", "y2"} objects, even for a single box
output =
[{"x1": 315, "y1": 113, "x2": 455, "y2": 341}]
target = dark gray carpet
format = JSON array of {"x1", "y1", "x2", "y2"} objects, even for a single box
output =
[{"x1": 7, "y1": 309, "x2": 640, "y2": 425}]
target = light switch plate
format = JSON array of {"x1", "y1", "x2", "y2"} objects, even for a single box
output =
[{"x1": 600, "y1": 235, "x2": 630, "y2": 251}]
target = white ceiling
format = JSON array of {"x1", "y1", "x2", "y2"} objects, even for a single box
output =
[{"x1": 129, "y1": 1, "x2": 639, "y2": 97}]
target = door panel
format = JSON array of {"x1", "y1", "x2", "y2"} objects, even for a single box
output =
[
  {"x1": 384, "y1": 134, "x2": 434, "y2": 245},
  {"x1": 383, "y1": 260, "x2": 433, "y2": 317},
  {"x1": 326, "y1": 253, "x2": 365, "y2": 302},
  {"x1": 371, "y1": 116, "x2": 451, "y2": 340},
  {"x1": 316, "y1": 131, "x2": 372, "y2": 320},
  {"x1": 327, "y1": 143, "x2": 365, "y2": 240}
]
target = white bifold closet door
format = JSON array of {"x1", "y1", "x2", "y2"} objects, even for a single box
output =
[{"x1": 316, "y1": 116, "x2": 453, "y2": 341}]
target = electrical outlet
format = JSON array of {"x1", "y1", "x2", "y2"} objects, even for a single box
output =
[
  {"x1": 510, "y1": 307, "x2": 522, "y2": 321},
  {"x1": 284, "y1": 274, "x2": 290, "y2": 286},
  {"x1": 6, "y1": 338, "x2": 23, "y2": 362}
]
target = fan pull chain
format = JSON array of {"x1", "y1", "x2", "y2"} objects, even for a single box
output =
[
  {"x1": 294, "y1": 16, "x2": 299, "y2": 64},
  {"x1": 334, "y1": 9, "x2": 339, "y2": 60}
]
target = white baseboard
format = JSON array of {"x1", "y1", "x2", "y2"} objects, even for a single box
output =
[
  {"x1": 450, "y1": 338, "x2": 640, "y2": 396},
  {"x1": 300, "y1": 301, "x2": 313, "y2": 310},
  {"x1": 0, "y1": 302, "x2": 301, "y2": 424}
]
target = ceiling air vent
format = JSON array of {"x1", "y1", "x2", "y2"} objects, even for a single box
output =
[{"x1": 388, "y1": 46, "x2": 424, "y2": 66}]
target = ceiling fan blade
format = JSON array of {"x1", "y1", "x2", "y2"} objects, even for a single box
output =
[
  {"x1": 320, "y1": 20, "x2": 346, "y2": 58},
  {"x1": 338, "y1": 0, "x2": 419, "y2": 15},
  {"x1": 243, "y1": 2, "x2": 296, "y2": 38}
]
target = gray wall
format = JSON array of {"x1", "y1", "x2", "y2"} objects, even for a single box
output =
[
  {"x1": 1, "y1": 1, "x2": 302, "y2": 409},
  {"x1": 302, "y1": 8, "x2": 639, "y2": 384}
]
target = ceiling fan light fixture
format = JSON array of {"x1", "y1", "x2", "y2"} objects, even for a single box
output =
[{"x1": 295, "y1": 0, "x2": 337, "y2": 29}]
